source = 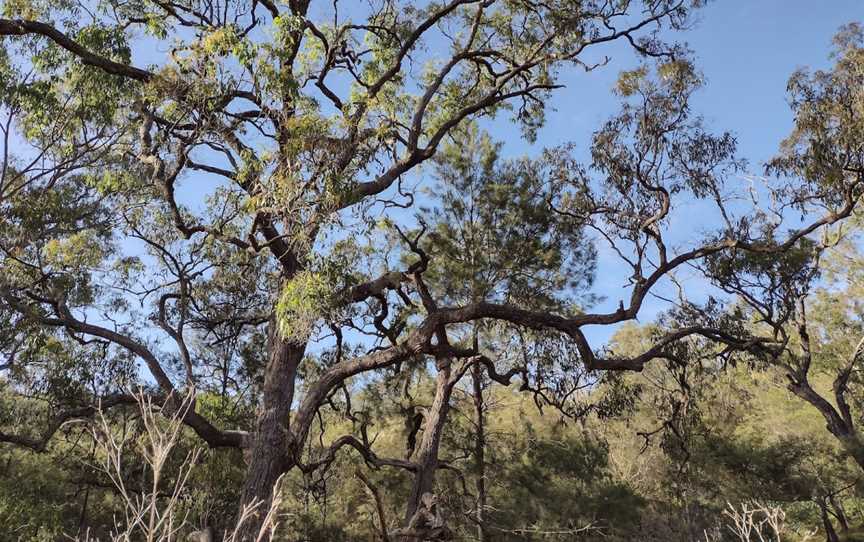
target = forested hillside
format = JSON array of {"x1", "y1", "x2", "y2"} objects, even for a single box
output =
[{"x1": 1, "y1": 0, "x2": 863, "y2": 540}]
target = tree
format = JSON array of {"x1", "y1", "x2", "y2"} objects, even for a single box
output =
[
  {"x1": 1, "y1": 1, "x2": 861, "y2": 539},
  {"x1": 689, "y1": 23, "x2": 864, "y2": 477}
]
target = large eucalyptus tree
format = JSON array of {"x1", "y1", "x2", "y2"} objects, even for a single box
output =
[{"x1": 0, "y1": 0, "x2": 861, "y2": 538}]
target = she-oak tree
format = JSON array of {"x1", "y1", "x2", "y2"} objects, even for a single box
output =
[{"x1": 0, "y1": 0, "x2": 862, "y2": 538}]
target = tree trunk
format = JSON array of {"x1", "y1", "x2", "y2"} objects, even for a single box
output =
[
  {"x1": 820, "y1": 500, "x2": 841, "y2": 542},
  {"x1": 829, "y1": 494, "x2": 850, "y2": 532},
  {"x1": 237, "y1": 328, "x2": 305, "y2": 539},
  {"x1": 788, "y1": 378, "x2": 864, "y2": 471},
  {"x1": 839, "y1": 433, "x2": 864, "y2": 473},
  {"x1": 402, "y1": 360, "x2": 455, "y2": 535},
  {"x1": 471, "y1": 363, "x2": 488, "y2": 542}
]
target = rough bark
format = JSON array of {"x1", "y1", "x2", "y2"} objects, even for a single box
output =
[
  {"x1": 237, "y1": 328, "x2": 305, "y2": 538},
  {"x1": 402, "y1": 360, "x2": 456, "y2": 534}
]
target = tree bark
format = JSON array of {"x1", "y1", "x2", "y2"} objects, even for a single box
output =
[
  {"x1": 471, "y1": 362, "x2": 488, "y2": 542},
  {"x1": 237, "y1": 327, "x2": 305, "y2": 538},
  {"x1": 788, "y1": 378, "x2": 864, "y2": 472},
  {"x1": 402, "y1": 359, "x2": 455, "y2": 531}
]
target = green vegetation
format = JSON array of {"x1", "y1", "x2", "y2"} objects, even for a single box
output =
[{"x1": 2, "y1": 0, "x2": 864, "y2": 540}]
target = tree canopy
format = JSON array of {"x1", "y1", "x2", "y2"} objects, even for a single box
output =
[{"x1": 1, "y1": 1, "x2": 864, "y2": 540}]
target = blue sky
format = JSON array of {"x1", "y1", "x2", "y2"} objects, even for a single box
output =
[
  {"x1": 500, "y1": 1, "x2": 864, "y2": 342},
  {"x1": 7, "y1": 1, "x2": 859, "y2": 370},
  {"x1": 120, "y1": 1, "x2": 864, "y2": 394},
  {"x1": 162, "y1": 1, "x2": 863, "y2": 350},
  {"x1": 532, "y1": 0, "x2": 862, "y2": 162}
]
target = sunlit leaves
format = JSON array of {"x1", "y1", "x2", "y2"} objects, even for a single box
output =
[
  {"x1": 276, "y1": 270, "x2": 331, "y2": 342},
  {"x1": 42, "y1": 230, "x2": 105, "y2": 270}
]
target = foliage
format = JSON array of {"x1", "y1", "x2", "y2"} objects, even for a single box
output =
[{"x1": 1, "y1": 1, "x2": 864, "y2": 540}]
